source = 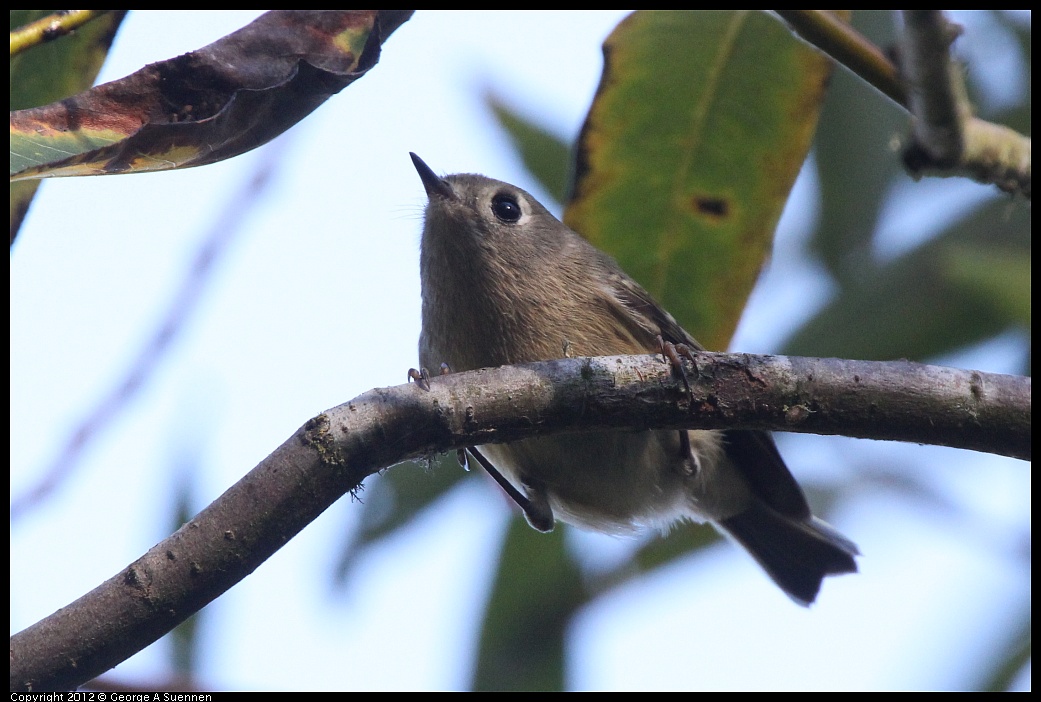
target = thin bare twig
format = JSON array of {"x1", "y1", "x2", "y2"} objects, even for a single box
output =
[
  {"x1": 774, "y1": 10, "x2": 907, "y2": 108},
  {"x1": 899, "y1": 10, "x2": 1031, "y2": 197},
  {"x1": 775, "y1": 10, "x2": 1031, "y2": 198},
  {"x1": 10, "y1": 139, "x2": 290, "y2": 521},
  {"x1": 10, "y1": 10, "x2": 111, "y2": 56}
]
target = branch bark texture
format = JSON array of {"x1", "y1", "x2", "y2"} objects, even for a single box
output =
[
  {"x1": 775, "y1": 9, "x2": 1031, "y2": 197},
  {"x1": 10, "y1": 352, "x2": 1030, "y2": 690}
]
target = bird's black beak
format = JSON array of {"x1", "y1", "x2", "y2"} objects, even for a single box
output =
[{"x1": 410, "y1": 152, "x2": 455, "y2": 200}]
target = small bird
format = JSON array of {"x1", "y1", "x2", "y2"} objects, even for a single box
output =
[{"x1": 410, "y1": 152, "x2": 858, "y2": 604}]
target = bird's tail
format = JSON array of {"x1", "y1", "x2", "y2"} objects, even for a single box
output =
[{"x1": 718, "y1": 502, "x2": 859, "y2": 606}]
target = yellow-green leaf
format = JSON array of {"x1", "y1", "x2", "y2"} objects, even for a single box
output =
[{"x1": 565, "y1": 10, "x2": 835, "y2": 350}]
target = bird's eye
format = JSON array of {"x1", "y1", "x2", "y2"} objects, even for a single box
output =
[{"x1": 491, "y1": 193, "x2": 522, "y2": 223}]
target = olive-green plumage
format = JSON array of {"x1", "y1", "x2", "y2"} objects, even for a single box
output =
[{"x1": 411, "y1": 153, "x2": 857, "y2": 605}]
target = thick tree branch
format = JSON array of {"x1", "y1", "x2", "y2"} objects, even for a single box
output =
[{"x1": 11, "y1": 353, "x2": 1030, "y2": 690}]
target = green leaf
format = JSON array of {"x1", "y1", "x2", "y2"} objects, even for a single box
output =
[
  {"x1": 977, "y1": 607, "x2": 1031, "y2": 691},
  {"x1": 168, "y1": 473, "x2": 201, "y2": 676},
  {"x1": 473, "y1": 520, "x2": 583, "y2": 691},
  {"x1": 484, "y1": 93, "x2": 572, "y2": 206},
  {"x1": 566, "y1": 10, "x2": 834, "y2": 351},
  {"x1": 10, "y1": 10, "x2": 128, "y2": 243},
  {"x1": 941, "y1": 244, "x2": 1031, "y2": 326},
  {"x1": 332, "y1": 456, "x2": 465, "y2": 586},
  {"x1": 812, "y1": 10, "x2": 907, "y2": 282},
  {"x1": 783, "y1": 198, "x2": 1030, "y2": 363},
  {"x1": 10, "y1": 11, "x2": 128, "y2": 112},
  {"x1": 10, "y1": 11, "x2": 412, "y2": 181}
]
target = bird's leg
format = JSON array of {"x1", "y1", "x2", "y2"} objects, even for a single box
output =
[
  {"x1": 411, "y1": 361, "x2": 554, "y2": 532},
  {"x1": 463, "y1": 446, "x2": 554, "y2": 532},
  {"x1": 407, "y1": 366, "x2": 431, "y2": 391},
  {"x1": 656, "y1": 336, "x2": 702, "y2": 471},
  {"x1": 656, "y1": 335, "x2": 700, "y2": 396}
]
